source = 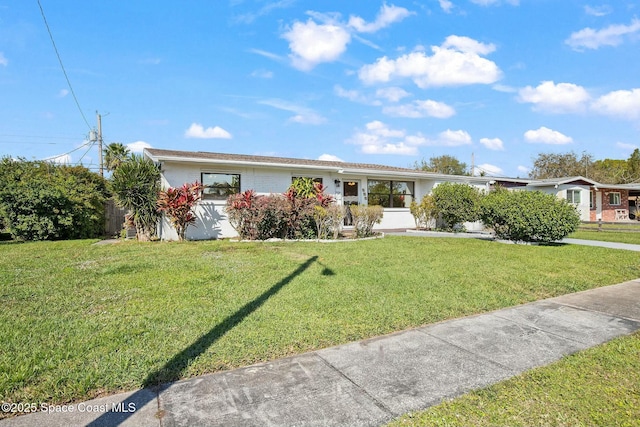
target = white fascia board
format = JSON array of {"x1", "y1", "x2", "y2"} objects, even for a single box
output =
[{"x1": 146, "y1": 151, "x2": 494, "y2": 184}]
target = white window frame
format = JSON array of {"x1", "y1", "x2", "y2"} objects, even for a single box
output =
[
  {"x1": 566, "y1": 189, "x2": 581, "y2": 205},
  {"x1": 608, "y1": 192, "x2": 621, "y2": 206}
]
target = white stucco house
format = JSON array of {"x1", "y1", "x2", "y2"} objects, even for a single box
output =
[
  {"x1": 144, "y1": 148, "x2": 495, "y2": 240},
  {"x1": 143, "y1": 148, "x2": 640, "y2": 240}
]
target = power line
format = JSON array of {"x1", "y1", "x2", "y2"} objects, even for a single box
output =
[
  {"x1": 75, "y1": 141, "x2": 95, "y2": 165},
  {"x1": 0, "y1": 133, "x2": 81, "y2": 140},
  {"x1": 42, "y1": 140, "x2": 94, "y2": 162},
  {"x1": 37, "y1": 0, "x2": 92, "y2": 130}
]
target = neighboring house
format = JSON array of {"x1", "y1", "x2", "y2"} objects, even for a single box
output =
[
  {"x1": 143, "y1": 148, "x2": 640, "y2": 240},
  {"x1": 493, "y1": 176, "x2": 640, "y2": 222}
]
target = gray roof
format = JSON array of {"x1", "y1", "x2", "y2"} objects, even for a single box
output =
[
  {"x1": 144, "y1": 148, "x2": 640, "y2": 190},
  {"x1": 144, "y1": 148, "x2": 492, "y2": 183}
]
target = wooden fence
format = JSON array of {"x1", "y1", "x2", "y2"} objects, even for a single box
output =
[{"x1": 104, "y1": 199, "x2": 127, "y2": 237}]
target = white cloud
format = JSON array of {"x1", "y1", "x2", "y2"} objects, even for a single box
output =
[
  {"x1": 348, "y1": 3, "x2": 413, "y2": 33},
  {"x1": 366, "y1": 120, "x2": 405, "y2": 137},
  {"x1": 127, "y1": 141, "x2": 152, "y2": 153},
  {"x1": 249, "y1": 48, "x2": 284, "y2": 61},
  {"x1": 290, "y1": 113, "x2": 326, "y2": 125},
  {"x1": 375, "y1": 86, "x2": 411, "y2": 102},
  {"x1": 584, "y1": 5, "x2": 612, "y2": 17},
  {"x1": 439, "y1": 0, "x2": 454, "y2": 13},
  {"x1": 479, "y1": 137, "x2": 504, "y2": 150},
  {"x1": 524, "y1": 126, "x2": 573, "y2": 144},
  {"x1": 184, "y1": 123, "x2": 232, "y2": 139},
  {"x1": 492, "y1": 84, "x2": 517, "y2": 93},
  {"x1": 474, "y1": 163, "x2": 503, "y2": 176},
  {"x1": 233, "y1": 0, "x2": 295, "y2": 24},
  {"x1": 44, "y1": 154, "x2": 71, "y2": 164},
  {"x1": 442, "y1": 35, "x2": 496, "y2": 55},
  {"x1": 617, "y1": 142, "x2": 639, "y2": 151},
  {"x1": 591, "y1": 88, "x2": 640, "y2": 120},
  {"x1": 334, "y1": 85, "x2": 380, "y2": 105},
  {"x1": 383, "y1": 99, "x2": 455, "y2": 118},
  {"x1": 437, "y1": 129, "x2": 472, "y2": 146},
  {"x1": 250, "y1": 69, "x2": 273, "y2": 78},
  {"x1": 347, "y1": 121, "x2": 417, "y2": 155},
  {"x1": 566, "y1": 18, "x2": 640, "y2": 50},
  {"x1": 518, "y1": 81, "x2": 590, "y2": 113},
  {"x1": 282, "y1": 19, "x2": 351, "y2": 70},
  {"x1": 58, "y1": 89, "x2": 69, "y2": 98},
  {"x1": 517, "y1": 165, "x2": 530, "y2": 174},
  {"x1": 259, "y1": 98, "x2": 327, "y2": 124},
  {"x1": 358, "y1": 36, "x2": 501, "y2": 88},
  {"x1": 0, "y1": 52, "x2": 7, "y2": 66},
  {"x1": 318, "y1": 153, "x2": 344, "y2": 162}
]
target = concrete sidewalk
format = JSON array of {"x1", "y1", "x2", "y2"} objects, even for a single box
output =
[{"x1": 3, "y1": 280, "x2": 639, "y2": 427}]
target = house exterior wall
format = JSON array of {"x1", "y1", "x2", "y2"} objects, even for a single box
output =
[
  {"x1": 589, "y1": 189, "x2": 629, "y2": 221},
  {"x1": 562, "y1": 185, "x2": 590, "y2": 221},
  {"x1": 530, "y1": 185, "x2": 590, "y2": 221},
  {"x1": 156, "y1": 161, "x2": 431, "y2": 239}
]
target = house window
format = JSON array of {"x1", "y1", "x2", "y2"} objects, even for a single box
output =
[
  {"x1": 566, "y1": 190, "x2": 581, "y2": 204},
  {"x1": 367, "y1": 180, "x2": 414, "y2": 208},
  {"x1": 201, "y1": 173, "x2": 240, "y2": 200},
  {"x1": 609, "y1": 192, "x2": 621, "y2": 206},
  {"x1": 590, "y1": 191, "x2": 595, "y2": 209}
]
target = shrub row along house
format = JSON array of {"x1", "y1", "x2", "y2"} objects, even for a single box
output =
[{"x1": 143, "y1": 148, "x2": 640, "y2": 241}]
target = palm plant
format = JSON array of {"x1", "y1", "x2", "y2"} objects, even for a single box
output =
[
  {"x1": 103, "y1": 143, "x2": 131, "y2": 172},
  {"x1": 109, "y1": 155, "x2": 160, "y2": 241}
]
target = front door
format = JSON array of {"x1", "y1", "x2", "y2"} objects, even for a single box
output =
[
  {"x1": 343, "y1": 180, "x2": 359, "y2": 226},
  {"x1": 596, "y1": 191, "x2": 602, "y2": 220}
]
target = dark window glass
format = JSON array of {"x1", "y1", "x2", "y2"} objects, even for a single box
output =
[
  {"x1": 201, "y1": 173, "x2": 240, "y2": 200},
  {"x1": 367, "y1": 180, "x2": 414, "y2": 208}
]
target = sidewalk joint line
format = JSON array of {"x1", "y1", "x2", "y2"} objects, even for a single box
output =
[
  {"x1": 552, "y1": 302, "x2": 640, "y2": 324},
  {"x1": 313, "y1": 352, "x2": 397, "y2": 418},
  {"x1": 490, "y1": 312, "x2": 594, "y2": 347},
  {"x1": 416, "y1": 328, "x2": 517, "y2": 374}
]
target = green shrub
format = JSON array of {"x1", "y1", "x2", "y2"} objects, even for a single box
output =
[
  {"x1": 226, "y1": 182, "x2": 338, "y2": 241},
  {"x1": 109, "y1": 155, "x2": 161, "y2": 241},
  {"x1": 480, "y1": 187, "x2": 581, "y2": 243},
  {"x1": 157, "y1": 182, "x2": 203, "y2": 241},
  {"x1": 431, "y1": 182, "x2": 482, "y2": 231},
  {"x1": 0, "y1": 158, "x2": 109, "y2": 241},
  {"x1": 410, "y1": 194, "x2": 436, "y2": 229},
  {"x1": 350, "y1": 205, "x2": 383, "y2": 238}
]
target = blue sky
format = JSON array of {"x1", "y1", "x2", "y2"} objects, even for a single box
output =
[{"x1": 1, "y1": 0, "x2": 639, "y2": 177}]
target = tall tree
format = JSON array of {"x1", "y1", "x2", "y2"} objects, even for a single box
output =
[
  {"x1": 414, "y1": 155, "x2": 468, "y2": 175},
  {"x1": 591, "y1": 158, "x2": 630, "y2": 184},
  {"x1": 103, "y1": 142, "x2": 131, "y2": 172},
  {"x1": 627, "y1": 148, "x2": 640, "y2": 183},
  {"x1": 529, "y1": 151, "x2": 594, "y2": 179}
]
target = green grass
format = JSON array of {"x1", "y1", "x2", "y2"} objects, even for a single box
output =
[
  {"x1": 1, "y1": 236, "x2": 639, "y2": 412},
  {"x1": 389, "y1": 332, "x2": 640, "y2": 427},
  {"x1": 570, "y1": 229, "x2": 640, "y2": 245},
  {"x1": 578, "y1": 222, "x2": 640, "y2": 230}
]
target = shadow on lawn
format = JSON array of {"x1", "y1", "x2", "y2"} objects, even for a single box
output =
[{"x1": 86, "y1": 255, "x2": 319, "y2": 427}]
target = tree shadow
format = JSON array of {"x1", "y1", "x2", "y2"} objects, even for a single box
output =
[{"x1": 86, "y1": 255, "x2": 318, "y2": 427}]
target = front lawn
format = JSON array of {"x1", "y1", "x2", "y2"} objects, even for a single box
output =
[
  {"x1": 570, "y1": 229, "x2": 640, "y2": 245},
  {"x1": 389, "y1": 331, "x2": 640, "y2": 426},
  {"x1": 1, "y1": 236, "x2": 639, "y2": 413}
]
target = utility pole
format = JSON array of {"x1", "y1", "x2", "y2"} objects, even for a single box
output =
[
  {"x1": 471, "y1": 152, "x2": 475, "y2": 176},
  {"x1": 97, "y1": 112, "x2": 104, "y2": 177}
]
